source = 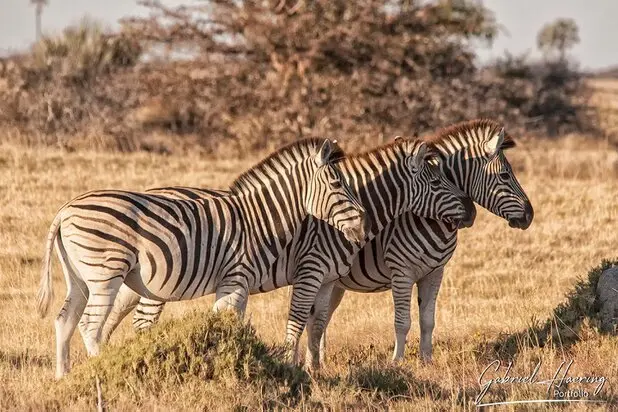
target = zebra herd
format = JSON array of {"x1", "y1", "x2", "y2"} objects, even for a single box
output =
[{"x1": 37, "y1": 119, "x2": 533, "y2": 379}]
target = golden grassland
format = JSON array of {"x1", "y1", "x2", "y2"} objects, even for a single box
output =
[
  {"x1": 0, "y1": 135, "x2": 617, "y2": 411},
  {"x1": 588, "y1": 78, "x2": 618, "y2": 139}
]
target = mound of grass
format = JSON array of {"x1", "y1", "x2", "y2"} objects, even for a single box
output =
[
  {"x1": 54, "y1": 310, "x2": 309, "y2": 406},
  {"x1": 490, "y1": 258, "x2": 618, "y2": 357}
]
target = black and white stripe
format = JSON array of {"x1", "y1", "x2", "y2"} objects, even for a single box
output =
[
  {"x1": 36, "y1": 138, "x2": 368, "y2": 379},
  {"x1": 304, "y1": 119, "x2": 534, "y2": 368},
  {"x1": 104, "y1": 138, "x2": 471, "y2": 364}
]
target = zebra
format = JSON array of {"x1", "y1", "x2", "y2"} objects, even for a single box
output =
[
  {"x1": 100, "y1": 137, "x2": 474, "y2": 363},
  {"x1": 302, "y1": 118, "x2": 534, "y2": 369},
  {"x1": 36, "y1": 138, "x2": 370, "y2": 379}
]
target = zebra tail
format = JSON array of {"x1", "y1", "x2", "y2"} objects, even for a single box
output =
[{"x1": 36, "y1": 210, "x2": 63, "y2": 318}]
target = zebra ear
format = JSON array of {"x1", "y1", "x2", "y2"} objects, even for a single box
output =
[
  {"x1": 485, "y1": 127, "x2": 505, "y2": 156},
  {"x1": 410, "y1": 142, "x2": 428, "y2": 169},
  {"x1": 316, "y1": 139, "x2": 334, "y2": 167}
]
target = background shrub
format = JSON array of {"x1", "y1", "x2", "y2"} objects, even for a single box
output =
[{"x1": 0, "y1": 0, "x2": 608, "y2": 153}]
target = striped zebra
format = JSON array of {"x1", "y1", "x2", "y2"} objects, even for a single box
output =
[
  {"x1": 100, "y1": 137, "x2": 473, "y2": 361},
  {"x1": 36, "y1": 138, "x2": 370, "y2": 379},
  {"x1": 303, "y1": 119, "x2": 534, "y2": 369},
  {"x1": 106, "y1": 120, "x2": 532, "y2": 370}
]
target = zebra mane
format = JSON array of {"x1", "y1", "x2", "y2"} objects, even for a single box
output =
[
  {"x1": 423, "y1": 119, "x2": 516, "y2": 152},
  {"x1": 230, "y1": 138, "x2": 345, "y2": 194},
  {"x1": 337, "y1": 137, "x2": 432, "y2": 164}
]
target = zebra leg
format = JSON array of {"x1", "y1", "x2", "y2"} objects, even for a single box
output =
[
  {"x1": 79, "y1": 273, "x2": 126, "y2": 358},
  {"x1": 54, "y1": 238, "x2": 89, "y2": 379},
  {"x1": 391, "y1": 270, "x2": 415, "y2": 362},
  {"x1": 284, "y1": 272, "x2": 326, "y2": 364},
  {"x1": 416, "y1": 267, "x2": 444, "y2": 363},
  {"x1": 304, "y1": 281, "x2": 335, "y2": 371},
  {"x1": 213, "y1": 274, "x2": 250, "y2": 316},
  {"x1": 317, "y1": 285, "x2": 346, "y2": 364},
  {"x1": 132, "y1": 299, "x2": 166, "y2": 332},
  {"x1": 99, "y1": 283, "x2": 141, "y2": 344}
]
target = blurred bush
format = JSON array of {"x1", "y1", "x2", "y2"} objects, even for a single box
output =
[
  {"x1": 30, "y1": 17, "x2": 142, "y2": 82},
  {"x1": 0, "y1": 0, "x2": 607, "y2": 153}
]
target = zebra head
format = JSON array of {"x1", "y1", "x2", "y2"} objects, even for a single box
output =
[
  {"x1": 306, "y1": 139, "x2": 368, "y2": 244},
  {"x1": 399, "y1": 140, "x2": 470, "y2": 226},
  {"x1": 481, "y1": 127, "x2": 533, "y2": 230},
  {"x1": 432, "y1": 168, "x2": 477, "y2": 229},
  {"x1": 429, "y1": 120, "x2": 533, "y2": 230}
]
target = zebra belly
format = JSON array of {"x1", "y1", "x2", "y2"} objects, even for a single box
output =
[
  {"x1": 333, "y1": 214, "x2": 458, "y2": 292},
  {"x1": 123, "y1": 236, "x2": 234, "y2": 302},
  {"x1": 334, "y1": 237, "x2": 391, "y2": 291}
]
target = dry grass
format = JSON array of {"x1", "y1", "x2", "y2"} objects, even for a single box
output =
[
  {"x1": 0, "y1": 137, "x2": 617, "y2": 411},
  {"x1": 588, "y1": 78, "x2": 618, "y2": 141}
]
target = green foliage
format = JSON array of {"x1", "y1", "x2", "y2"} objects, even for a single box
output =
[
  {"x1": 548, "y1": 259, "x2": 616, "y2": 332},
  {"x1": 54, "y1": 310, "x2": 309, "y2": 406}
]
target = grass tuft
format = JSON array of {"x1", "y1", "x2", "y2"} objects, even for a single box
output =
[
  {"x1": 346, "y1": 364, "x2": 410, "y2": 398},
  {"x1": 54, "y1": 310, "x2": 309, "y2": 407},
  {"x1": 489, "y1": 258, "x2": 618, "y2": 357}
]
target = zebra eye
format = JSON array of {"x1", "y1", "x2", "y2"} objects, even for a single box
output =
[
  {"x1": 499, "y1": 172, "x2": 511, "y2": 180},
  {"x1": 330, "y1": 180, "x2": 342, "y2": 189}
]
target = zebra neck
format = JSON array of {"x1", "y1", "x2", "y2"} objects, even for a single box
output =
[
  {"x1": 340, "y1": 151, "x2": 410, "y2": 234},
  {"x1": 437, "y1": 150, "x2": 474, "y2": 195},
  {"x1": 233, "y1": 170, "x2": 307, "y2": 274}
]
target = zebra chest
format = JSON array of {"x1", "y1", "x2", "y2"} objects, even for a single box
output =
[
  {"x1": 380, "y1": 216, "x2": 459, "y2": 271},
  {"x1": 336, "y1": 238, "x2": 392, "y2": 291}
]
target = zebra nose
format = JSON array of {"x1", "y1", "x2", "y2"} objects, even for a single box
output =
[
  {"x1": 343, "y1": 224, "x2": 366, "y2": 245},
  {"x1": 524, "y1": 201, "x2": 534, "y2": 224},
  {"x1": 508, "y1": 201, "x2": 534, "y2": 230},
  {"x1": 459, "y1": 196, "x2": 476, "y2": 228}
]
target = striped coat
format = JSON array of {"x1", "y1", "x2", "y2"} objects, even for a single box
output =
[
  {"x1": 36, "y1": 138, "x2": 368, "y2": 379},
  {"x1": 115, "y1": 121, "x2": 533, "y2": 370},
  {"x1": 102, "y1": 138, "x2": 472, "y2": 365},
  {"x1": 304, "y1": 119, "x2": 534, "y2": 368}
]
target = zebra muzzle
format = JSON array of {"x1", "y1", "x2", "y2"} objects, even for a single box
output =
[
  {"x1": 507, "y1": 201, "x2": 534, "y2": 230},
  {"x1": 457, "y1": 196, "x2": 477, "y2": 229},
  {"x1": 342, "y1": 224, "x2": 367, "y2": 245},
  {"x1": 440, "y1": 208, "x2": 469, "y2": 230}
]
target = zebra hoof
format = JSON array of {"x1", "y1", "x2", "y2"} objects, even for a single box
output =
[
  {"x1": 55, "y1": 369, "x2": 68, "y2": 381},
  {"x1": 420, "y1": 354, "x2": 433, "y2": 364},
  {"x1": 303, "y1": 361, "x2": 322, "y2": 374}
]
